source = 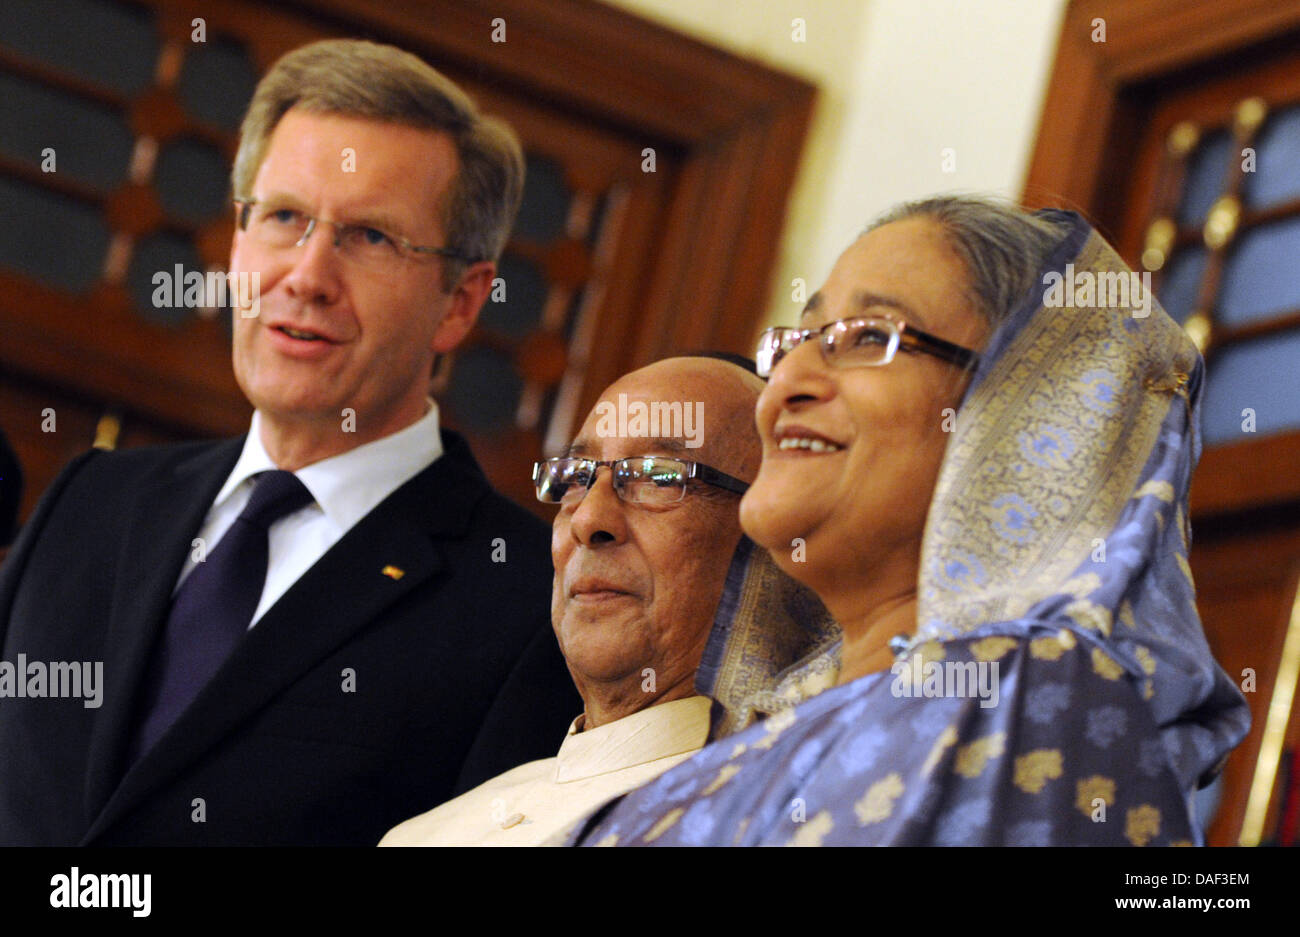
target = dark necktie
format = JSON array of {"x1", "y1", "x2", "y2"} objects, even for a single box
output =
[{"x1": 128, "y1": 470, "x2": 314, "y2": 763}]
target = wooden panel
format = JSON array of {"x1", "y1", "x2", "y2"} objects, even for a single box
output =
[{"x1": 1023, "y1": 0, "x2": 1300, "y2": 846}]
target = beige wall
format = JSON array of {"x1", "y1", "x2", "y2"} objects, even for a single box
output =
[{"x1": 602, "y1": 0, "x2": 1069, "y2": 340}]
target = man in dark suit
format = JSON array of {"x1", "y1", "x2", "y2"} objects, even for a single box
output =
[{"x1": 0, "y1": 39, "x2": 578, "y2": 845}]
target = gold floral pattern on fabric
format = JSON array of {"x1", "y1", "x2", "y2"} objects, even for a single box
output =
[
  {"x1": 922, "y1": 726, "x2": 958, "y2": 776},
  {"x1": 642, "y1": 808, "x2": 684, "y2": 843},
  {"x1": 918, "y1": 233, "x2": 1195, "y2": 641},
  {"x1": 1030, "y1": 629, "x2": 1076, "y2": 660},
  {"x1": 1125, "y1": 805, "x2": 1161, "y2": 846},
  {"x1": 971, "y1": 636, "x2": 1018, "y2": 662},
  {"x1": 1066, "y1": 599, "x2": 1112, "y2": 635},
  {"x1": 1091, "y1": 647, "x2": 1124, "y2": 680},
  {"x1": 728, "y1": 743, "x2": 747, "y2": 760},
  {"x1": 953, "y1": 732, "x2": 1007, "y2": 778},
  {"x1": 692, "y1": 540, "x2": 840, "y2": 738},
  {"x1": 753, "y1": 708, "x2": 797, "y2": 751},
  {"x1": 786, "y1": 810, "x2": 833, "y2": 846},
  {"x1": 854, "y1": 772, "x2": 905, "y2": 825},
  {"x1": 1013, "y1": 749, "x2": 1064, "y2": 794},
  {"x1": 594, "y1": 833, "x2": 620, "y2": 847},
  {"x1": 1075, "y1": 775, "x2": 1116, "y2": 817},
  {"x1": 1134, "y1": 480, "x2": 1175, "y2": 502},
  {"x1": 1134, "y1": 646, "x2": 1157, "y2": 675},
  {"x1": 702, "y1": 764, "x2": 742, "y2": 796},
  {"x1": 1118, "y1": 601, "x2": 1137, "y2": 630}
]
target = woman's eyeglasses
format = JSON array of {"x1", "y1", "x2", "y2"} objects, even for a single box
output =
[{"x1": 756, "y1": 316, "x2": 981, "y2": 378}]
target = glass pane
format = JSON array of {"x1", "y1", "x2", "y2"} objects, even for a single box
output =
[
  {"x1": 0, "y1": 0, "x2": 156, "y2": 96},
  {"x1": 477, "y1": 253, "x2": 546, "y2": 338},
  {"x1": 126, "y1": 232, "x2": 204, "y2": 327},
  {"x1": 1242, "y1": 104, "x2": 1300, "y2": 211},
  {"x1": 1176, "y1": 129, "x2": 1231, "y2": 227},
  {"x1": 1156, "y1": 245, "x2": 1207, "y2": 325},
  {"x1": 444, "y1": 346, "x2": 522, "y2": 432},
  {"x1": 1202, "y1": 330, "x2": 1300, "y2": 446},
  {"x1": 154, "y1": 137, "x2": 230, "y2": 223},
  {"x1": 0, "y1": 177, "x2": 108, "y2": 292},
  {"x1": 177, "y1": 35, "x2": 258, "y2": 133},
  {"x1": 513, "y1": 154, "x2": 569, "y2": 241},
  {"x1": 1216, "y1": 215, "x2": 1300, "y2": 327},
  {"x1": 0, "y1": 70, "x2": 133, "y2": 192}
]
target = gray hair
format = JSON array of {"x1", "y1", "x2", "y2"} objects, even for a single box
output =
[
  {"x1": 232, "y1": 39, "x2": 524, "y2": 290},
  {"x1": 866, "y1": 195, "x2": 1070, "y2": 331}
]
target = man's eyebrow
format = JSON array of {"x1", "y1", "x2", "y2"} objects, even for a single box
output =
[
  {"x1": 563, "y1": 437, "x2": 688, "y2": 457},
  {"x1": 252, "y1": 191, "x2": 413, "y2": 237}
]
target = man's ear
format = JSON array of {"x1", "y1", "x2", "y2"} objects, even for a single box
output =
[{"x1": 431, "y1": 260, "x2": 495, "y2": 354}]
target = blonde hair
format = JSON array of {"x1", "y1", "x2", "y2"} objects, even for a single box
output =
[{"x1": 232, "y1": 39, "x2": 524, "y2": 288}]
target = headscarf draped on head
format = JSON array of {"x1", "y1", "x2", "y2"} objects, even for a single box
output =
[{"x1": 572, "y1": 209, "x2": 1251, "y2": 846}]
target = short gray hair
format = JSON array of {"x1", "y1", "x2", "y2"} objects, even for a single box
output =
[
  {"x1": 232, "y1": 39, "x2": 524, "y2": 289},
  {"x1": 866, "y1": 195, "x2": 1069, "y2": 331}
]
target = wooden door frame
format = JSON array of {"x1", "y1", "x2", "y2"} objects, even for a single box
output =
[{"x1": 1022, "y1": 0, "x2": 1300, "y2": 846}]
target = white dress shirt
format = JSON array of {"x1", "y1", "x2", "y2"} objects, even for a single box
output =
[
  {"x1": 378, "y1": 695, "x2": 714, "y2": 846},
  {"x1": 175, "y1": 401, "x2": 444, "y2": 626}
]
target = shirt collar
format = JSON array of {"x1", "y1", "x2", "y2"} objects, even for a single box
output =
[
  {"x1": 554, "y1": 695, "x2": 712, "y2": 783},
  {"x1": 214, "y1": 402, "x2": 444, "y2": 532}
]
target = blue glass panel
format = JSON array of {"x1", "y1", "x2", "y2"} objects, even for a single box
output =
[
  {"x1": 513, "y1": 154, "x2": 569, "y2": 241},
  {"x1": 0, "y1": 70, "x2": 133, "y2": 192},
  {"x1": 0, "y1": 177, "x2": 107, "y2": 291},
  {"x1": 1242, "y1": 104, "x2": 1300, "y2": 210},
  {"x1": 1176, "y1": 129, "x2": 1232, "y2": 227},
  {"x1": 1156, "y1": 246, "x2": 1207, "y2": 324},
  {"x1": 177, "y1": 35, "x2": 258, "y2": 133},
  {"x1": 0, "y1": 0, "x2": 155, "y2": 96},
  {"x1": 478, "y1": 253, "x2": 546, "y2": 338},
  {"x1": 1202, "y1": 330, "x2": 1300, "y2": 445},
  {"x1": 1216, "y1": 215, "x2": 1300, "y2": 326},
  {"x1": 126, "y1": 233, "x2": 203, "y2": 327},
  {"x1": 445, "y1": 346, "x2": 522, "y2": 432},
  {"x1": 154, "y1": 138, "x2": 230, "y2": 222}
]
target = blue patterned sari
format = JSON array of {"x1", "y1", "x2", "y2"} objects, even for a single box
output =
[{"x1": 571, "y1": 212, "x2": 1251, "y2": 846}]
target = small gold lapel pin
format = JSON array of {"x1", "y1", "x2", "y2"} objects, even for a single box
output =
[{"x1": 381, "y1": 565, "x2": 405, "y2": 580}]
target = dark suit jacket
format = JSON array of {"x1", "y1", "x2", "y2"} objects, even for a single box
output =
[{"x1": 0, "y1": 430, "x2": 579, "y2": 845}]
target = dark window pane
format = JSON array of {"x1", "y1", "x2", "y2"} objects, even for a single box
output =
[
  {"x1": 1217, "y1": 215, "x2": 1300, "y2": 327},
  {"x1": 1242, "y1": 104, "x2": 1300, "y2": 211},
  {"x1": 177, "y1": 35, "x2": 258, "y2": 133},
  {"x1": 478, "y1": 253, "x2": 546, "y2": 338},
  {"x1": 1176, "y1": 129, "x2": 1231, "y2": 227},
  {"x1": 126, "y1": 232, "x2": 204, "y2": 327},
  {"x1": 0, "y1": 70, "x2": 134, "y2": 192},
  {"x1": 1157, "y1": 245, "x2": 1208, "y2": 325},
  {"x1": 445, "y1": 346, "x2": 522, "y2": 432},
  {"x1": 513, "y1": 154, "x2": 569, "y2": 241},
  {"x1": 0, "y1": 0, "x2": 156, "y2": 96},
  {"x1": 154, "y1": 137, "x2": 230, "y2": 222},
  {"x1": 0, "y1": 177, "x2": 107, "y2": 292},
  {"x1": 1203, "y1": 329, "x2": 1300, "y2": 446}
]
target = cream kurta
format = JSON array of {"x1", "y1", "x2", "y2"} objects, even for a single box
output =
[{"x1": 379, "y1": 695, "x2": 712, "y2": 846}]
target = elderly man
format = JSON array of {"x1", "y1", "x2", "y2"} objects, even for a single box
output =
[
  {"x1": 0, "y1": 39, "x2": 578, "y2": 845},
  {"x1": 380, "y1": 356, "x2": 764, "y2": 845}
]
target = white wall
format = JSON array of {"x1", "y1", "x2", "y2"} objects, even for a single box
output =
[{"x1": 601, "y1": 0, "x2": 1069, "y2": 335}]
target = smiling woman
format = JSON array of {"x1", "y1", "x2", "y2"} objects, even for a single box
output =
[{"x1": 570, "y1": 195, "x2": 1252, "y2": 847}]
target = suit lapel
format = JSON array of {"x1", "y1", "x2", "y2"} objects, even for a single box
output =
[
  {"x1": 83, "y1": 433, "x2": 490, "y2": 843},
  {"x1": 82, "y1": 439, "x2": 244, "y2": 824}
]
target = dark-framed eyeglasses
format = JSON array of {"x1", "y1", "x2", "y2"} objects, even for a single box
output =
[
  {"x1": 235, "y1": 199, "x2": 476, "y2": 270},
  {"x1": 532, "y1": 456, "x2": 750, "y2": 506},
  {"x1": 756, "y1": 315, "x2": 981, "y2": 378}
]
